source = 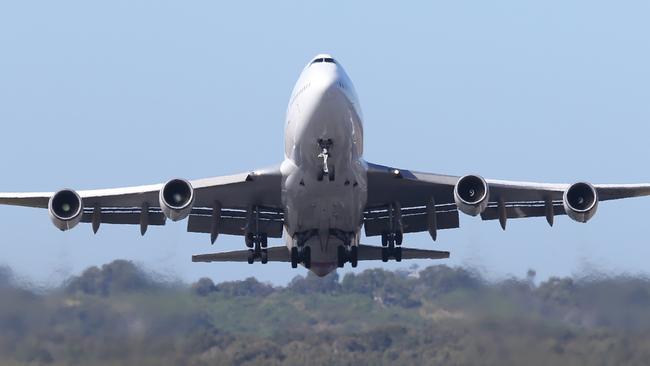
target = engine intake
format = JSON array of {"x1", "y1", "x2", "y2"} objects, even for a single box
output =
[
  {"x1": 454, "y1": 174, "x2": 489, "y2": 216},
  {"x1": 159, "y1": 178, "x2": 194, "y2": 221},
  {"x1": 48, "y1": 189, "x2": 83, "y2": 231},
  {"x1": 563, "y1": 182, "x2": 598, "y2": 223}
]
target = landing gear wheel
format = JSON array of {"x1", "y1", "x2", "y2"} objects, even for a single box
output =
[
  {"x1": 381, "y1": 233, "x2": 388, "y2": 247},
  {"x1": 381, "y1": 247, "x2": 389, "y2": 262},
  {"x1": 337, "y1": 245, "x2": 346, "y2": 268},
  {"x1": 328, "y1": 165, "x2": 335, "y2": 181},
  {"x1": 247, "y1": 249, "x2": 255, "y2": 264},
  {"x1": 317, "y1": 171, "x2": 325, "y2": 181},
  {"x1": 245, "y1": 233, "x2": 255, "y2": 248},
  {"x1": 260, "y1": 233, "x2": 268, "y2": 248},
  {"x1": 260, "y1": 249, "x2": 268, "y2": 264},
  {"x1": 395, "y1": 231, "x2": 403, "y2": 246},
  {"x1": 395, "y1": 246, "x2": 402, "y2": 262},
  {"x1": 303, "y1": 246, "x2": 312, "y2": 269},
  {"x1": 350, "y1": 245, "x2": 358, "y2": 268},
  {"x1": 291, "y1": 247, "x2": 298, "y2": 268}
]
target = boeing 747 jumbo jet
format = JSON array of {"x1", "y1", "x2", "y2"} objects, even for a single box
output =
[{"x1": 2, "y1": 54, "x2": 650, "y2": 276}]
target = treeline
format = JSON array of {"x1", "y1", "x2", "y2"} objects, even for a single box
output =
[{"x1": 2, "y1": 261, "x2": 650, "y2": 365}]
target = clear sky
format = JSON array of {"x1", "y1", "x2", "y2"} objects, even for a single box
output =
[{"x1": 0, "y1": 1, "x2": 649, "y2": 286}]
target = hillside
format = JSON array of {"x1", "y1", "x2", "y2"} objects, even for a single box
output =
[{"x1": 1, "y1": 261, "x2": 650, "y2": 365}]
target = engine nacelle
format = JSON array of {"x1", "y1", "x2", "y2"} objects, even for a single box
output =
[
  {"x1": 563, "y1": 182, "x2": 598, "y2": 223},
  {"x1": 48, "y1": 189, "x2": 83, "y2": 231},
  {"x1": 159, "y1": 178, "x2": 195, "y2": 221},
  {"x1": 454, "y1": 174, "x2": 489, "y2": 216}
]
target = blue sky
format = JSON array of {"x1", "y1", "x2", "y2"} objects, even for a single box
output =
[{"x1": 0, "y1": 1, "x2": 649, "y2": 285}]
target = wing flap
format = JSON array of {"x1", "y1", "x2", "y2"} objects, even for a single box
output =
[
  {"x1": 80, "y1": 209, "x2": 166, "y2": 226},
  {"x1": 480, "y1": 200, "x2": 565, "y2": 221},
  {"x1": 186, "y1": 208, "x2": 284, "y2": 238},
  {"x1": 364, "y1": 205, "x2": 459, "y2": 237}
]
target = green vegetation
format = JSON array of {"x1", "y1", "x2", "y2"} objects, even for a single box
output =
[{"x1": 2, "y1": 261, "x2": 650, "y2": 365}]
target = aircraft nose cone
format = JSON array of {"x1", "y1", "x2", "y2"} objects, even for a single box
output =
[{"x1": 311, "y1": 70, "x2": 342, "y2": 99}]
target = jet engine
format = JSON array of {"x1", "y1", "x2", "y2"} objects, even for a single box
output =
[
  {"x1": 159, "y1": 178, "x2": 195, "y2": 221},
  {"x1": 48, "y1": 189, "x2": 83, "y2": 231},
  {"x1": 563, "y1": 182, "x2": 598, "y2": 223},
  {"x1": 454, "y1": 175, "x2": 489, "y2": 216}
]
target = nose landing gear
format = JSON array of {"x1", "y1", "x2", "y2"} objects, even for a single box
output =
[{"x1": 317, "y1": 138, "x2": 335, "y2": 182}]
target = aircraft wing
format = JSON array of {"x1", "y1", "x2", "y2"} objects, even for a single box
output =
[
  {"x1": 358, "y1": 244, "x2": 449, "y2": 260},
  {"x1": 191, "y1": 245, "x2": 448, "y2": 263},
  {"x1": 364, "y1": 161, "x2": 650, "y2": 236},
  {"x1": 0, "y1": 165, "x2": 283, "y2": 237},
  {"x1": 192, "y1": 246, "x2": 291, "y2": 263}
]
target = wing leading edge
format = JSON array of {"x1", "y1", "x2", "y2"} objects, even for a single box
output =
[
  {"x1": 0, "y1": 165, "x2": 283, "y2": 237},
  {"x1": 365, "y1": 161, "x2": 650, "y2": 235}
]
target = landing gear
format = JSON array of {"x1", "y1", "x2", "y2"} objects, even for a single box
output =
[
  {"x1": 337, "y1": 245, "x2": 346, "y2": 268},
  {"x1": 245, "y1": 232, "x2": 269, "y2": 264},
  {"x1": 336, "y1": 244, "x2": 358, "y2": 268},
  {"x1": 380, "y1": 246, "x2": 402, "y2": 262},
  {"x1": 291, "y1": 247, "x2": 299, "y2": 268},
  {"x1": 317, "y1": 138, "x2": 335, "y2": 182},
  {"x1": 260, "y1": 249, "x2": 268, "y2": 264},
  {"x1": 303, "y1": 246, "x2": 311, "y2": 269},
  {"x1": 331, "y1": 229, "x2": 358, "y2": 268},
  {"x1": 244, "y1": 206, "x2": 270, "y2": 264},
  {"x1": 381, "y1": 231, "x2": 403, "y2": 262},
  {"x1": 290, "y1": 230, "x2": 316, "y2": 269},
  {"x1": 290, "y1": 245, "x2": 311, "y2": 269},
  {"x1": 381, "y1": 232, "x2": 403, "y2": 247}
]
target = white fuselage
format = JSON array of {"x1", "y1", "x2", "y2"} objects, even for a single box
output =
[{"x1": 280, "y1": 55, "x2": 368, "y2": 276}]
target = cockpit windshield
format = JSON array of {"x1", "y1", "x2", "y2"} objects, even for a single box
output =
[{"x1": 310, "y1": 57, "x2": 337, "y2": 65}]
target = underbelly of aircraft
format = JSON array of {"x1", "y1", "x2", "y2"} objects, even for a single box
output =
[{"x1": 281, "y1": 157, "x2": 368, "y2": 275}]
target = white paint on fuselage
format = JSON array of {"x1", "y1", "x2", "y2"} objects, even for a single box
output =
[{"x1": 281, "y1": 54, "x2": 368, "y2": 276}]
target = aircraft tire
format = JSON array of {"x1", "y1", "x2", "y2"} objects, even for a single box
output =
[
  {"x1": 260, "y1": 233, "x2": 268, "y2": 248},
  {"x1": 260, "y1": 249, "x2": 268, "y2": 264},
  {"x1": 395, "y1": 231, "x2": 403, "y2": 246},
  {"x1": 337, "y1": 245, "x2": 346, "y2": 268},
  {"x1": 381, "y1": 247, "x2": 389, "y2": 262},
  {"x1": 245, "y1": 233, "x2": 255, "y2": 248},
  {"x1": 291, "y1": 247, "x2": 298, "y2": 268},
  {"x1": 303, "y1": 246, "x2": 312, "y2": 269},
  {"x1": 350, "y1": 245, "x2": 358, "y2": 268}
]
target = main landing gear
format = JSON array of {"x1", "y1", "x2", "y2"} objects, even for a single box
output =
[
  {"x1": 290, "y1": 230, "x2": 315, "y2": 269},
  {"x1": 381, "y1": 231, "x2": 403, "y2": 262},
  {"x1": 337, "y1": 245, "x2": 358, "y2": 268},
  {"x1": 333, "y1": 230, "x2": 358, "y2": 268},
  {"x1": 291, "y1": 245, "x2": 311, "y2": 269},
  {"x1": 245, "y1": 232, "x2": 268, "y2": 264}
]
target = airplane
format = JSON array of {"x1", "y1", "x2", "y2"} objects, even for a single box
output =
[{"x1": 2, "y1": 53, "x2": 650, "y2": 277}]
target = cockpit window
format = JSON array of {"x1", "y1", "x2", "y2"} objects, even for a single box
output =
[{"x1": 310, "y1": 57, "x2": 337, "y2": 65}]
